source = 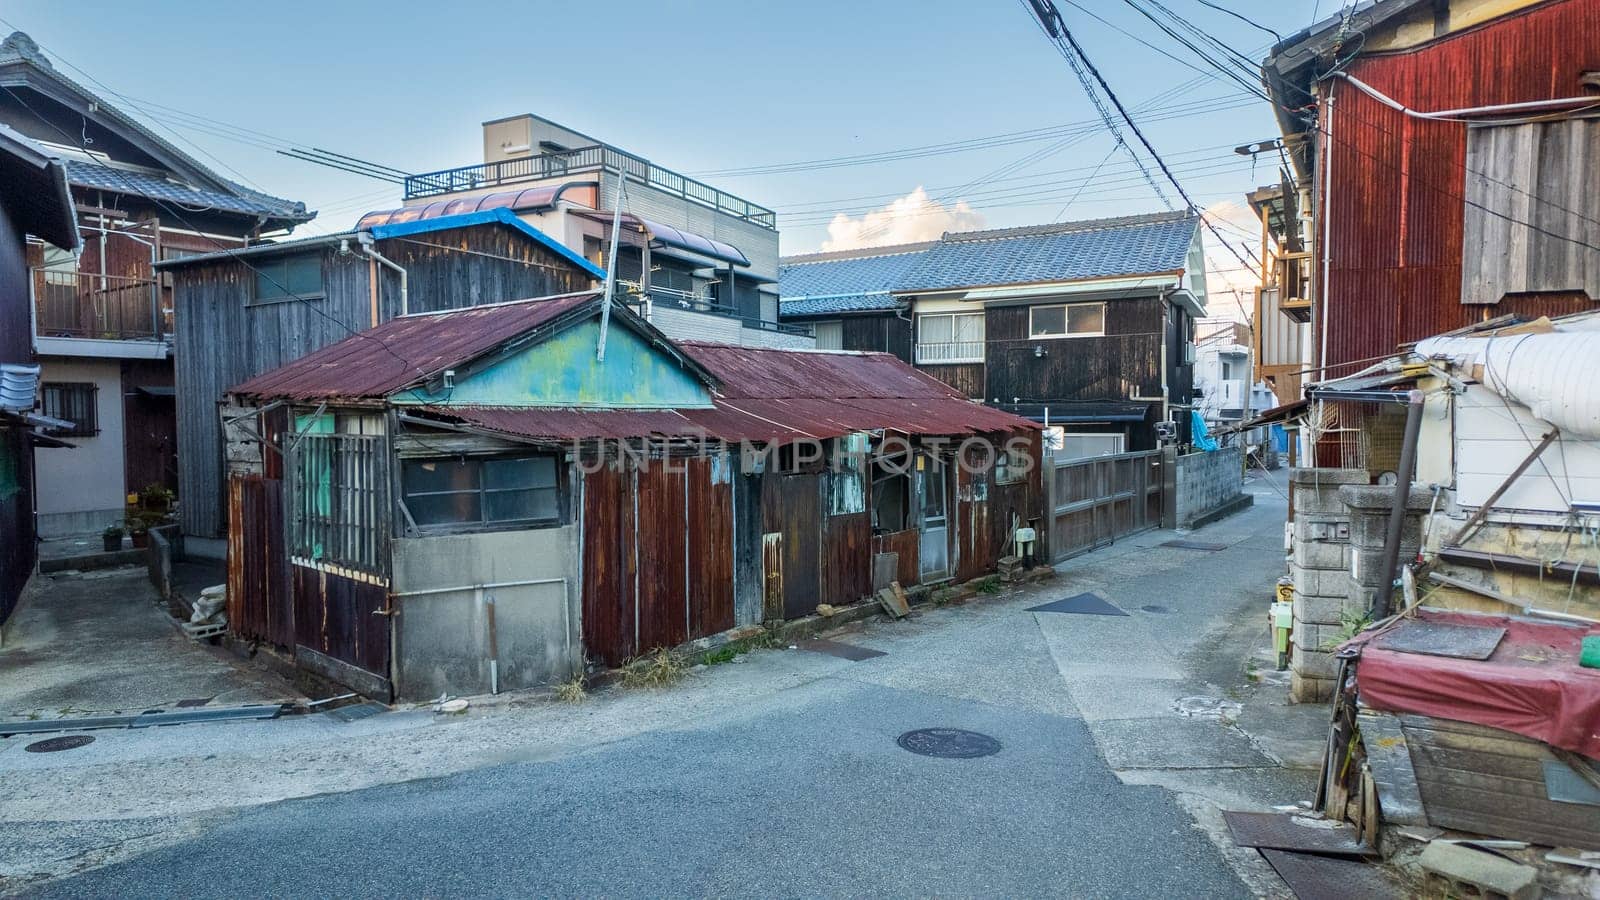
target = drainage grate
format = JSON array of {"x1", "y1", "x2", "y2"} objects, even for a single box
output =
[
  {"x1": 897, "y1": 728, "x2": 1002, "y2": 759},
  {"x1": 24, "y1": 735, "x2": 95, "y2": 753}
]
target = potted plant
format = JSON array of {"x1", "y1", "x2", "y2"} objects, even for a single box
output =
[
  {"x1": 128, "y1": 518, "x2": 150, "y2": 549},
  {"x1": 101, "y1": 523, "x2": 124, "y2": 552},
  {"x1": 138, "y1": 484, "x2": 175, "y2": 514}
]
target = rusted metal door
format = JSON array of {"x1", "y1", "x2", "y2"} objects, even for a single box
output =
[
  {"x1": 762, "y1": 471, "x2": 821, "y2": 620},
  {"x1": 227, "y1": 474, "x2": 292, "y2": 648}
]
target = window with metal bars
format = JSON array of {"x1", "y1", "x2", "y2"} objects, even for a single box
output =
[
  {"x1": 39, "y1": 382, "x2": 98, "y2": 436},
  {"x1": 289, "y1": 427, "x2": 386, "y2": 575}
]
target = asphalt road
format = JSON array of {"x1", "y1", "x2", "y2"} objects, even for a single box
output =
[{"x1": 27, "y1": 674, "x2": 1248, "y2": 898}]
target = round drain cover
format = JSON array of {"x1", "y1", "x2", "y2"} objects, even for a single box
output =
[
  {"x1": 1141, "y1": 604, "x2": 1170, "y2": 614},
  {"x1": 896, "y1": 728, "x2": 1001, "y2": 759},
  {"x1": 25, "y1": 734, "x2": 95, "y2": 753}
]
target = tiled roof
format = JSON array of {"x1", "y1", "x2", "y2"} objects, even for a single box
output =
[
  {"x1": 776, "y1": 212, "x2": 1197, "y2": 319},
  {"x1": 778, "y1": 242, "x2": 933, "y2": 302},
  {"x1": 779, "y1": 293, "x2": 901, "y2": 317},
  {"x1": 64, "y1": 159, "x2": 308, "y2": 220},
  {"x1": 898, "y1": 212, "x2": 1198, "y2": 292}
]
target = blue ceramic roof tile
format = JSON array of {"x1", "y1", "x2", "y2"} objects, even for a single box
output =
[
  {"x1": 897, "y1": 213, "x2": 1198, "y2": 292},
  {"x1": 64, "y1": 159, "x2": 308, "y2": 219},
  {"x1": 777, "y1": 213, "x2": 1197, "y2": 319},
  {"x1": 780, "y1": 293, "x2": 902, "y2": 316},
  {"x1": 779, "y1": 242, "x2": 934, "y2": 304}
]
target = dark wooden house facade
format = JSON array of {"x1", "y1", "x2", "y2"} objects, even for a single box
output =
[
  {"x1": 158, "y1": 209, "x2": 605, "y2": 538},
  {"x1": 779, "y1": 214, "x2": 1207, "y2": 453},
  {"x1": 0, "y1": 124, "x2": 78, "y2": 626},
  {"x1": 220, "y1": 293, "x2": 1042, "y2": 699}
]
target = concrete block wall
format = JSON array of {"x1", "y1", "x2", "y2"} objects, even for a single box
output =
[
  {"x1": 1338, "y1": 484, "x2": 1433, "y2": 619},
  {"x1": 1174, "y1": 447, "x2": 1251, "y2": 529},
  {"x1": 1288, "y1": 468, "x2": 1364, "y2": 703}
]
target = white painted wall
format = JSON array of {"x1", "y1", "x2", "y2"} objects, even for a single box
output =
[
  {"x1": 1453, "y1": 384, "x2": 1600, "y2": 516},
  {"x1": 33, "y1": 357, "x2": 125, "y2": 536}
]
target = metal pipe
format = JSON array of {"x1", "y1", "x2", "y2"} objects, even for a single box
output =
[
  {"x1": 1372, "y1": 389, "x2": 1425, "y2": 618},
  {"x1": 356, "y1": 233, "x2": 407, "y2": 316},
  {"x1": 597, "y1": 171, "x2": 627, "y2": 362},
  {"x1": 1335, "y1": 73, "x2": 1600, "y2": 120},
  {"x1": 392, "y1": 577, "x2": 567, "y2": 599}
]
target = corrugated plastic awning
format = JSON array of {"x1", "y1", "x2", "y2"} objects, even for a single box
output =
[
  {"x1": 354, "y1": 181, "x2": 597, "y2": 229},
  {"x1": 575, "y1": 211, "x2": 750, "y2": 267}
]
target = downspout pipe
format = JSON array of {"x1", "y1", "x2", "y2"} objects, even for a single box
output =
[
  {"x1": 357, "y1": 232, "x2": 408, "y2": 317},
  {"x1": 1372, "y1": 389, "x2": 1425, "y2": 619}
]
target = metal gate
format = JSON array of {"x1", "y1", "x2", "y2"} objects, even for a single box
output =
[{"x1": 1048, "y1": 450, "x2": 1166, "y2": 561}]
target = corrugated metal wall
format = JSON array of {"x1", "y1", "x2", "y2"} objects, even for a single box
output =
[{"x1": 1320, "y1": 0, "x2": 1600, "y2": 372}]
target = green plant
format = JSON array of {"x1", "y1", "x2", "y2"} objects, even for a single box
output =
[
  {"x1": 102, "y1": 523, "x2": 124, "y2": 539},
  {"x1": 975, "y1": 577, "x2": 1002, "y2": 595},
  {"x1": 553, "y1": 673, "x2": 587, "y2": 704},
  {"x1": 1322, "y1": 608, "x2": 1373, "y2": 650},
  {"x1": 138, "y1": 484, "x2": 175, "y2": 508},
  {"x1": 620, "y1": 648, "x2": 688, "y2": 689},
  {"x1": 126, "y1": 517, "x2": 150, "y2": 535},
  {"x1": 700, "y1": 645, "x2": 741, "y2": 666}
]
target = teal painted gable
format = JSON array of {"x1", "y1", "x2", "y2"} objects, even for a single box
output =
[{"x1": 394, "y1": 318, "x2": 712, "y2": 409}]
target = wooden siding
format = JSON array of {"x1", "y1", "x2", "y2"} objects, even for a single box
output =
[
  {"x1": 841, "y1": 313, "x2": 913, "y2": 363},
  {"x1": 580, "y1": 454, "x2": 737, "y2": 667},
  {"x1": 1, "y1": 205, "x2": 34, "y2": 624},
  {"x1": 981, "y1": 299, "x2": 1168, "y2": 405},
  {"x1": 175, "y1": 228, "x2": 596, "y2": 536},
  {"x1": 920, "y1": 363, "x2": 984, "y2": 399}
]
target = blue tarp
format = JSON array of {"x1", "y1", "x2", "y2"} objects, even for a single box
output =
[
  {"x1": 1190, "y1": 409, "x2": 1218, "y2": 451},
  {"x1": 1271, "y1": 423, "x2": 1288, "y2": 452}
]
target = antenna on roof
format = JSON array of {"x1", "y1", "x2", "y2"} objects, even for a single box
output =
[{"x1": 596, "y1": 171, "x2": 627, "y2": 362}]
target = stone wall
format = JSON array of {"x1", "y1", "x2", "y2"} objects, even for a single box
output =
[
  {"x1": 1288, "y1": 468, "x2": 1363, "y2": 702},
  {"x1": 1174, "y1": 447, "x2": 1252, "y2": 529}
]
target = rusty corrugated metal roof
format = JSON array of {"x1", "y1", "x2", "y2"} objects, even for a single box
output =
[
  {"x1": 228, "y1": 292, "x2": 601, "y2": 401},
  {"x1": 679, "y1": 342, "x2": 957, "y2": 400}
]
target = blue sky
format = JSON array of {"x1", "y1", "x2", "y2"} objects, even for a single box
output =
[{"x1": 5, "y1": 0, "x2": 1329, "y2": 304}]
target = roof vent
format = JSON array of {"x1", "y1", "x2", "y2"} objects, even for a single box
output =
[{"x1": 0, "y1": 363, "x2": 41, "y2": 412}]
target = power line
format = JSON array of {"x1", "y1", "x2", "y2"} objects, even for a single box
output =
[
  {"x1": 1023, "y1": 0, "x2": 1262, "y2": 279},
  {"x1": 1188, "y1": 0, "x2": 1281, "y2": 43}
]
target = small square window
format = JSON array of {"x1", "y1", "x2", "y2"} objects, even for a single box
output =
[
  {"x1": 1029, "y1": 302, "x2": 1106, "y2": 338},
  {"x1": 39, "y1": 382, "x2": 98, "y2": 436},
  {"x1": 252, "y1": 253, "x2": 323, "y2": 305}
]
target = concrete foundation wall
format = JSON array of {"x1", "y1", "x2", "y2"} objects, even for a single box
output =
[
  {"x1": 1174, "y1": 447, "x2": 1250, "y2": 528},
  {"x1": 33, "y1": 358, "x2": 126, "y2": 536},
  {"x1": 391, "y1": 526, "x2": 581, "y2": 701}
]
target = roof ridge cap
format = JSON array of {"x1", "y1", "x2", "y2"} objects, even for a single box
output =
[{"x1": 941, "y1": 210, "x2": 1195, "y2": 243}]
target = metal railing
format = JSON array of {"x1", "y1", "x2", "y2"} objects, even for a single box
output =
[
  {"x1": 914, "y1": 341, "x2": 985, "y2": 364},
  {"x1": 404, "y1": 144, "x2": 778, "y2": 230},
  {"x1": 33, "y1": 269, "x2": 162, "y2": 341},
  {"x1": 629, "y1": 289, "x2": 810, "y2": 336}
]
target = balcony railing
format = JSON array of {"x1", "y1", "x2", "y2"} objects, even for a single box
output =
[
  {"x1": 33, "y1": 270, "x2": 163, "y2": 341},
  {"x1": 404, "y1": 144, "x2": 778, "y2": 230},
  {"x1": 914, "y1": 341, "x2": 985, "y2": 365},
  {"x1": 626, "y1": 287, "x2": 809, "y2": 336}
]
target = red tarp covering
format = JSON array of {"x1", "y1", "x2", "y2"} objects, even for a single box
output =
[{"x1": 1347, "y1": 609, "x2": 1600, "y2": 759}]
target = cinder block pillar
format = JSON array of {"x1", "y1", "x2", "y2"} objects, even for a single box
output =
[
  {"x1": 1287, "y1": 468, "x2": 1365, "y2": 703},
  {"x1": 1338, "y1": 484, "x2": 1433, "y2": 619}
]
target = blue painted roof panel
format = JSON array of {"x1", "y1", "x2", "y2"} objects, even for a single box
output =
[{"x1": 369, "y1": 208, "x2": 605, "y2": 280}]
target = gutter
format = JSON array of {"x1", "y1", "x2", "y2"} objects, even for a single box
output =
[{"x1": 355, "y1": 233, "x2": 408, "y2": 317}]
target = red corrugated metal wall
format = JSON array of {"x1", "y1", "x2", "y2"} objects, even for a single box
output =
[{"x1": 1321, "y1": 0, "x2": 1600, "y2": 372}]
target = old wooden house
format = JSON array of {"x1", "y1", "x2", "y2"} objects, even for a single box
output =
[
  {"x1": 779, "y1": 213, "x2": 1208, "y2": 455},
  {"x1": 157, "y1": 208, "x2": 605, "y2": 539},
  {"x1": 1, "y1": 30, "x2": 314, "y2": 537},
  {"x1": 221, "y1": 292, "x2": 1041, "y2": 699}
]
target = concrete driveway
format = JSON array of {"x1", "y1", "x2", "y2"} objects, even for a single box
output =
[{"x1": 0, "y1": 568, "x2": 295, "y2": 718}]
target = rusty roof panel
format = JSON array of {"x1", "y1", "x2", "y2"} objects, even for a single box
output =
[
  {"x1": 678, "y1": 342, "x2": 961, "y2": 401},
  {"x1": 229, "y1": 292, "x2": 600, "y2": 401}
]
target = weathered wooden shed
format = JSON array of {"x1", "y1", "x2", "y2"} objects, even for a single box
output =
[
  {"x1": 157, "y1": 208, "x2": 605, "y2": 539},
  {"x1": 222, "y1": 292, "x2": 1041, "y2": 699}
]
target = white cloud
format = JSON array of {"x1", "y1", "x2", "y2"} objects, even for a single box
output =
[
  {"x1": 1198, "y1": 200, "x2": 1262, "y2": 323},
  {"x1": 820, "y1": 187, "x2": 985, "y2": 252}
]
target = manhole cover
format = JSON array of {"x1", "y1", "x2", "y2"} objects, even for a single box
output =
[
  {"x1": 24, "y1": 735, "x2": 95, "y2": 753},
  {"x1": 896, "y1": 728, "x2": 1001, "y2": 759},
  {"x1": 1141, "y1": 604, "x2": 1170, "y2": 614}
]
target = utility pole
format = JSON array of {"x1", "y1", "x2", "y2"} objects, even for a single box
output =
[{"x1": 596, "y1": 171, "x2": 627, "y2": 362}]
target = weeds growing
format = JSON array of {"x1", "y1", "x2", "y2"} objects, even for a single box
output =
[
  {"x1": 620, "y1": 648, "x2": 688, "y2": 689},
  {"x1": 553, "y1": 673, "x2": 588, "y2": 704}
]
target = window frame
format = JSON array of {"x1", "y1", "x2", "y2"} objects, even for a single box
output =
[
  {"x1": 400, "y1": 452, "x2": 568, "y2": 534},
  {"x1": 250, "y1": 252, "x2": 325, "y2": 306},
  {"x1": 1028, "y1": 301, "x2": 1107, "y2": 340},
  {"x1": 914, "y1": 311, "x2": 986, "y2": 364},
  {"x1": 39, "y1": 382, "x2": 99, "y2": 437},
  {"x1": 811, "y1": 320, "x2": 844, "y2": 350}
]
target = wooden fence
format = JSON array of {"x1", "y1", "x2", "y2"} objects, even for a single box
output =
[{"x1": 1048, "y1": 450, "x2": 1167, "y2": 561}]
